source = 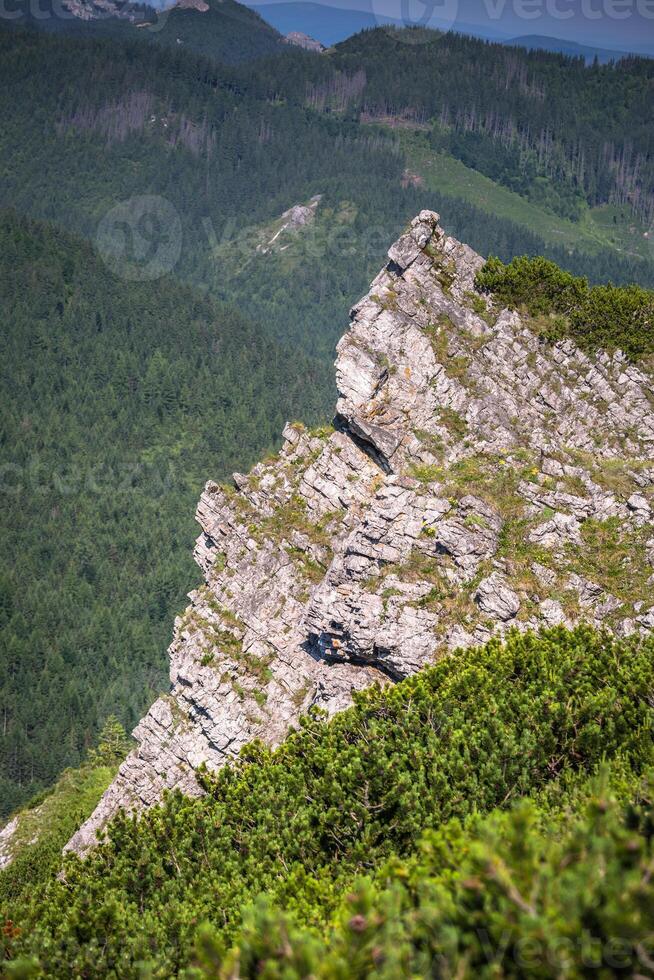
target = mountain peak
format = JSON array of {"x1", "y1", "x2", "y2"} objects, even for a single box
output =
[
  {"x1": 59, "y1": 212, "x2": 654, "y2": 858},
  {"x1": 337, "y1": 209, "x2": 652, "y2": 472}
]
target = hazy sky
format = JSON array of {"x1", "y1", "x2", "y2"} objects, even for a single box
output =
[{"x1": 251, "y1": 0, "x2": 654, "y2": 51}]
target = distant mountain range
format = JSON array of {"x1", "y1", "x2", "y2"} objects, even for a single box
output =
[
  {"x1": 249, "y1": 1, "x2": 653, "y2": 59},
  {"x1": 249, "y1": 1, "x2": 392, "y2": 45},
  {"x1": 507, "y1": 34, "x2": 634, "y2": 64},
  {"x1": 248, "y1": 1, "x2": 509, "y2": 46},
  {"x1": 10, "y1": 0, "x2": 649, "y2": 62}
]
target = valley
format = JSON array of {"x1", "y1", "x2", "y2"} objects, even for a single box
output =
[{"x1": 394, "y1": 130, "x2": 654, "y2": 264}]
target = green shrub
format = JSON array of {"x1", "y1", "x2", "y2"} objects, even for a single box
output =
[
  {"x1": 209, "y1": 768, "x2": 654, "y2": 978},
  {"x1": 3, "y1": 627, "x2": 653, "y2": 977},
  {"x1": 0, "y1": 717, "x2": 130, "y2": 906},
  {"x1": 475, "y1": 255, "x2": 654, "y2": 361}
]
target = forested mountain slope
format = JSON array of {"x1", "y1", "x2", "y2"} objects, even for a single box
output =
[
  {"x1": 0, "y1": 28, "x2": 426, "y2": 359},
  {"x1": 0, "y1": 211, "x2": 327, "y2": 817},
  {"x1": 4, "y1": 14, "x2": 653, "y2": 236},
  {"x1": 329, "y1": 28, "x2": 654, "y2": 225},
  {"x1": 0, "y1": 24, "x2": 653, "y2": 329},
  {"x1": 2, "y1": 0, "x2": 285, "y2": 64}
]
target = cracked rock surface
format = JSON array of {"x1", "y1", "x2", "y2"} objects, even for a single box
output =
[{"x1": 54, "y1": 211, "x2": 654, "y2": 858}]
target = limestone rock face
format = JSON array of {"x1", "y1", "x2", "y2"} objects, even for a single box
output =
[
  {"x1": 63, "y1": 210, "x2": 654, "y2": 857},
  {"x1": 284, "y1": 31, "x2": 325, "y2": 53},
  {"x1": 0, "y1": 818, "x2": 19, "y2": 871}
]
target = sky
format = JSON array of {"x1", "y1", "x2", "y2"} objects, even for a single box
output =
[{"x1": 248, "y1": 0, "x2": 654, "y2": 53}]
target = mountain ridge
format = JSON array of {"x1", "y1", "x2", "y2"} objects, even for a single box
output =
[
  {"x1": 507, "y1": 33, "x2": 637, "y2": 64},
  {"x1": 50, "y1": 209, "x2": 654, "y2": 860},
  {"x1": 248, "y1": 2, "x2": 653, "y2": 58}
]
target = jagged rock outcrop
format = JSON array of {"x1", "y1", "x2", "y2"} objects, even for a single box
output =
[
  {"x1": 255, "y1": 195, "x2": 322, "y2": 254},
  {"x1": 61, "y1": 210, "x2": 654, "y2": 857},
  {"x1": 284, "y1": 31, "x2": 325, "y2": 53},
  {"x1": 0, "y1": 818, "x2": 19, "y2": 872}
]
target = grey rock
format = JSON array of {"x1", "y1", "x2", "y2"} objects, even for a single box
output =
[
  {"x1": 539, "y1": 599, "x2": 568, "y2": 627},
  {"x1": 638, "y1": 608, "x2": 654, "y2": 630},
  {"x1": 567, "y1": 573, "x2": 605, "y2": 607},
  {"x1": 628, "y1": 493, "x2": 652, "y2": 526},
  {"x1": 617, "y1": 618, "x2": 637, "y2": 637},
  {"x1": 529, "y1": 513, "x2": 582, "y2": 549},
  {"x1": 0, "y1": 818, "x2": 19, "y2": 871},
  {"x1": 284, "y1": 32, "x2": 325, "y2": 53},
  {"x1": 531, "y1": 562, "x2": 557, "y2": 588},
  {"x1": 474, "y1": 573, "x2": 521, "y2": 621}
]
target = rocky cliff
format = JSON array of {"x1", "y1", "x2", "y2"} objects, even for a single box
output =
[
  {"x1": 66, "y1": 210, "x2": 654, "y2": 856},
  {"x1": 284, "y1": 31, "x2": 325, "y2": 52}
]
